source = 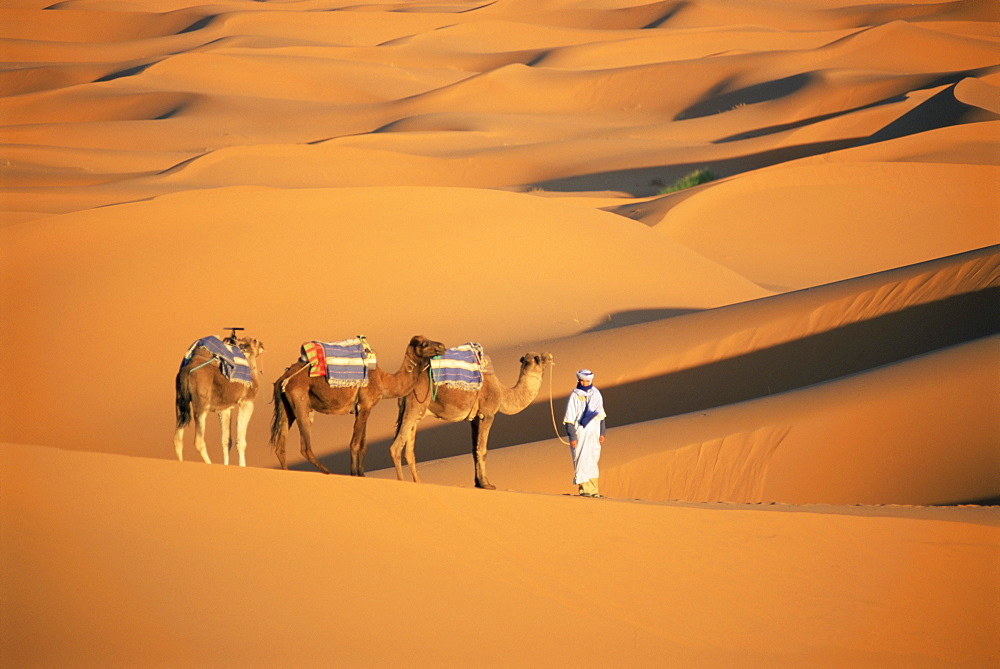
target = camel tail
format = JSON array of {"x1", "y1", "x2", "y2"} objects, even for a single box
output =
[
  {"x1": 175, "y1": 370, "x2": 192, "y2": 430},
  {"x1": 270, "y1": 378, "x2": 291, "y2": 455}
]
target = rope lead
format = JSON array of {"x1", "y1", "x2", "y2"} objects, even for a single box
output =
[{"x1": 548, "y1": 360, "x2": 570, "y2": 445}]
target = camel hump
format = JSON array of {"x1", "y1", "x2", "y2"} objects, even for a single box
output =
[
  {"x1": 430, "y1": 343, "x2": 488, "y2": 392},
  {"x1": 181, "y1": 335, "x2": 254, "y2": 385},
  {"x1": 299, "y1": 337, "x2": 377, "y2": 388}
]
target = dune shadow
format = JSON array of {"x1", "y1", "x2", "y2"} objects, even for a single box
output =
[
  {"x1": 297, "y1": 286, "x2": 999, "y2": 476},
  {"x1": 530, "y1": 72, "x2": 1000, "y2": 196},
  {"x1": 642, "y1": 2, "x2": 688, "y2": 29},
  {"x1": 717, "y1": 69, "x2": 997, "y2": 143},
  {"x1": 715, "y1": 95, "x2": 905, "y2": 143},
  {"x1": 95, "y1": 62, "x2": 156, "y2": 83},
  {"x1": 946, "y1": 494, "x2": 1000, "y2": 506},
  {"x1": 584, "y1": 308, "x2": 702, "y2": 332},
  {"x1": 599, "y1": 286, "x2": 998, "y2": 427},
  {"x1": 155, "y1": 106, "x2": 186, "y2": 120},
  {"x1": 178, "y1": 15, "x2": 217, "y2": 34},
  {"x1": 525, "y1": 138, "x2": 856, "y2": 196},
  {"x1": 676, "y1": 73, "x2": 815, "y2": 121},
  {"x1": 860, "y1": 78, "x2": 1000, "y2": 145}
]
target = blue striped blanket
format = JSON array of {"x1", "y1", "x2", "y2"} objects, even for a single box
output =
[
  {"x1": 181, "y1": 336, "x2": 253, "y2": 385},
  {"x1": 299, "y1": 337, "x2": 376, "y2": 387},
  {"x1": 430, "y1": 343, "x2": 486, "y2": 392}
]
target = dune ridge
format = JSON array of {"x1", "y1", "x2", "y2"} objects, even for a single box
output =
[{"x1": 2, "y1": 0, "x2": 998, "y2": 666}]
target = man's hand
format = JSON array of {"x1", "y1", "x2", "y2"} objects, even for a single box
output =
[
  {"x1": 599, "y1": 435, "x2": 605, "y2": 445},
  {"x1": 570, "y1": 440, "x2": 578, "y2": 449}
]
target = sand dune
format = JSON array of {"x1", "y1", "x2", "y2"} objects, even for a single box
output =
[
  {"x1": 366, "y1": 246, "x2": 999, "y2": 498},
  {"x1": 0, "y1": 185, "x2": 770, "y2": 459},
  {"x1": 5, "y1": 442, "x2": 995, "y2": 667},
  {"x1": 653, "y1": 161, "x2": 999, "y2": 288},
  {"x1": 2, "y1": 0, "x2": 998, "y2": 666},
  {"x1": 400, "y1": 333, "x2": 999, "y2": 505}
]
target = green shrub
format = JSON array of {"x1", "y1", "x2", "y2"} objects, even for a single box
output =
[{"x1": 658, "y1": 168, "x2": 716, "y2": 195}]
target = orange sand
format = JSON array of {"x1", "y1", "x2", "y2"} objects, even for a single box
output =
[{"x1": 2, "y1": 0, "x2": 998, "y2": 666}]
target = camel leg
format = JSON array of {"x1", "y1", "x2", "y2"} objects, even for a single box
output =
[
  {"x1": 389, "y1": 399, "x2": 409, "y2": 481},
  {"x1": 349, "y1": 405, "x2": 371, "y2": 477},
  {"x1": 357, "y1": 432, "x2": 367, "y2": 476},
  {"x1": 471, "y1": 414, "x2": 497, "y2": 490},
  {"x1": 388, "y1": 420, "x2": 411, "y2": 482},
  {"x1": 389, "y1": 430, "x2": 407, "y2": 481},
  {"x1": 401, "y1": 412, "x2": 424, "y2": 483},
  {"x1": 174, "y1": 425, "x2": 186, "y2": 461},
  {"x1": 291, "y1": 399, "x2": 332, "y2": 475},
  {"x1": 219, "y1": 408, "x2": 233, "y2": 466},
  {"x1": 234, "y1": 400, "x2": 253, "y2": 467},
  {"x1": 193, "y1": 410, "x2": 212, "y2": 464},
  {"x1": 390, "y1": 400, "x2": 425, "y2": 482},
  {"x1": 403, "y1": 429, "x2": 422, "y2": 483}
]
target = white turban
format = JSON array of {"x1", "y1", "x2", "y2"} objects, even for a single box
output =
[{"x1": 576, "y1": 369, "x2": 594, "y2": 381}]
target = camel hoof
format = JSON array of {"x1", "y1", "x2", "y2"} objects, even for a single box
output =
[{"x1": 477, "y1": 482, "x2": 496, "y2": 491}]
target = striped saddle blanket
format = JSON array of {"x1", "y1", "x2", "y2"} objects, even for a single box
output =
[
  {"x1": 182, "y1": 336, "x2": 253, "y2": 385},
  {"x1": 430, "y1": 343, "x2": 486, "y2": 392},
  {"x1": 300, "y1": 337, "x2": 376, "y2": 387}
]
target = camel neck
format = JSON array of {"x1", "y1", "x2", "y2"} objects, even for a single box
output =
[
  {"x1": 382, "y1": 349, "x2": 429, "y2": 398},
  {"x1": 499, "y1": 365, "x2": 545, "y2": 415}
]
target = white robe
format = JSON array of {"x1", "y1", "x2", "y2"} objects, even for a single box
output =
[{"x1": 564, "y1": 388, "x2": 606, "y2": 484}]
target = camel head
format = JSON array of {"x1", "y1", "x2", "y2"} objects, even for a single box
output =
[
  {"x1": 407, "y1": 335, "x2": 446, "y2": 360},
  {"x1": 519, "y1": 352, "x2": 553, "y2": 372},
  {"x1": 235, "y1": 336, "x2": 265, "y2": 371},
  {"x1": 235, "y1": 336, "x2": 265, "y2": 356}
]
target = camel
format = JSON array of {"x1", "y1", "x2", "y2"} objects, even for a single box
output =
[
  {"x1": 270, "y1": 335, "x2": 446, "y2": 475},
  {"x1": 174, "y1": 335, "x2": 266, "y2": 466},
  {"x1": 391, "y1": 350, "x2": 553, "y2": 489}
]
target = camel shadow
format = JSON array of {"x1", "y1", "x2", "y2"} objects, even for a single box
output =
[{"x1": 296, "y1": 286, "x2": 999, "y2": 476}]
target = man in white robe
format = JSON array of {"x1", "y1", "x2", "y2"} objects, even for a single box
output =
[{"x1": 563, "y1": 369, "x2": 607, "y2": 497}]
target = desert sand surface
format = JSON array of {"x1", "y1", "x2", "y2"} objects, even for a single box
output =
[{"x1": 1, "y1": 0, "x2": 998, "y2": 666}]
